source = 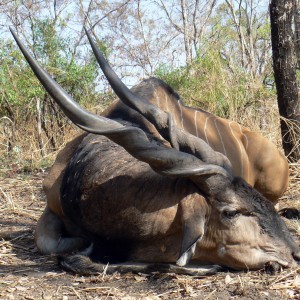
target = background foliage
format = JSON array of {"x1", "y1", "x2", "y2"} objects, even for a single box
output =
[{"x1": 0, "y1": 0, "x2": 284, "y2": 171}]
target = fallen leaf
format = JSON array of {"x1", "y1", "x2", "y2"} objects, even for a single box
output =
[{"x1": 225, "y1": 274, "x2": 232, "y2": 284}]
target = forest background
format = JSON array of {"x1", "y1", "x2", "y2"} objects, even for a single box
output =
[{"x1": 0, "y1": 0, "x2": 298, "y2": 172}]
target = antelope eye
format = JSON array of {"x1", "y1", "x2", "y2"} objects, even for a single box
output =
[{"x1": 223, "y1": 210, "x2": 240, "y2": 219}]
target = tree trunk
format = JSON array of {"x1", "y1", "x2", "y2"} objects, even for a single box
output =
[
  {"x1": 36, "y1": 97, "x2": 45, "y2": 158},
  {"x1": 181, "y1": 0, "x2": 192, "y2": 65},
  {"x1": 294, "y1": 0, "x2": 300, "y2": 68},
  {"x1": 270, "y1": 0, "x2": 300, "y2": 161}
]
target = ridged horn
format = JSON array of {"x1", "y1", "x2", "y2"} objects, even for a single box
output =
[
  {"x1": 85, "y1": 27, "x2": 232, "y2": 174},
  {"x1": 9, "y1": 27, "x2": 121, "y2": 133},
  {"x1": 10, "y1": 26, "x2": 231, "y2": 186}
]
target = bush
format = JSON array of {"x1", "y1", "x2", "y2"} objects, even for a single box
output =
[{"x1": 155, "y1": 47, "x2": 279, "y2": 140}]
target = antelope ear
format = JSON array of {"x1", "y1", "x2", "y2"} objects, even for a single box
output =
[{"x1": 176, "y1": 198, "x2": 206, "y2": 267}]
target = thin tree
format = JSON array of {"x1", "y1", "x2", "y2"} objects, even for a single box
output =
[
  {"x1": 295, "y1": 0, "x2": 300, "y2": 69},
  {"x1": 157, "y1": 0, "x2": 216, "y2": 66},
  {"x1": 270, "y1": 0, "x2": 300, "y2": 161}
]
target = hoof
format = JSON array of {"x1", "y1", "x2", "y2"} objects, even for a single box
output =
[{"x1": 279, "y1": 208, "x2": 300, "y2": 220}]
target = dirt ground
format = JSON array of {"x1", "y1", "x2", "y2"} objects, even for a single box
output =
[{"x1": 0, "y1": 164, "x2": 299, "y2": 300}]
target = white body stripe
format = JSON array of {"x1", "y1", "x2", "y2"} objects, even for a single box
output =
[
  {"x1": 165, "y1": 94, "x2": 169, "y2": 112},
  {"x1": 153, "y1": 88, "x2": 160, "y2": 108},
  {"x1": 194, "y1": 110, "x2": 199, "y2": 137},
  {"x1": 204, "y1": 116, "x2": 212, "y2": 146},
  {"x1": 177, "y1": 100, "x2": 184, "y2": 129},
  {"x1": 214, "y1": 119, "x2": 227, "y2": 157},
  {"x1": 238, "y1": 123, "x2": 249, "y2": 179},
  {"x1": 239, "y1": 124, "x2": 249, "y2": 150},
  {"x1": 229, "y1": 121, "x2": 244, "y2": 177}
]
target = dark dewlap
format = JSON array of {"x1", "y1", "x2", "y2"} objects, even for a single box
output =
[
  {"x1": 61, "y1": 134, "x2": 100, "y2": 226},
  {"x1": 59, "y1": 131, "x2": 189, "y2": 237}
]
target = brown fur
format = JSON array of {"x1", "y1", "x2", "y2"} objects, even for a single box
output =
[
  {"x1": 103, "y1": 78, "x2": 289, "y2": 202},
  {"x1": 11, "y1": 28, "x2": 297, "y2": 276},
  {"x1": 43, "y1": 133, "x2": 87, "y2": 217},
  {"x1": 35, "y1": 79, "x2": 295, "y2": 274},
  {"x1": 38, "y1": 134, "x2": 299, "y2": 274}
]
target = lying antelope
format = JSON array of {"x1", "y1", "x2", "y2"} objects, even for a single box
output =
[
  {"x1": 103, "y1": 77, "x2": 289, "y2": 202},
  {"x1": 101, "y1": 74, "x2": 288, "y2": 204},
  {"x1": 10, "y1": 27, "x2": 298, "y2": 276}
]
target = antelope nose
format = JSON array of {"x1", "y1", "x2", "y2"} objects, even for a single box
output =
[{"x1": 293, "y1": 251, "x2": 300, "y2": 262}]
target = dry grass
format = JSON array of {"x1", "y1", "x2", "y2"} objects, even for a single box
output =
[
  {"x1": 0, "y1": 94, "x2": 299, "y2": 298},
  {"x1": 0, "y1": 162, "x2": 299, "y2": 299}
]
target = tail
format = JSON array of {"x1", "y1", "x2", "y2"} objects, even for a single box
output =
[
  {"x1": 58, "y1": 253, "x2": 222, "y2": 276},
  {"x1": 58, "y1": 254, "x2": 109, "y2": 275}
]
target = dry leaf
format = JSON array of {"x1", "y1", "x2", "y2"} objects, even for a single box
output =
[
  {"x1": 15, "y1": 285, "x2": 28, "y2": 291},
  {"x1": 225, "y1": 274, "x2": 232, "y2": 284},
  {"x1": 134, "y1": 275, "x2": 147, "y2": 282},
  {"x1": 293, "y1": 276, "x2": 300, "y2": 287}
]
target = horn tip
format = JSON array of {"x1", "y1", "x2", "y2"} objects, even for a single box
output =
[
  {"x1": 9, "y1": 26, "x2": 15, "y2": 34},
  {"x1": 84, "y1": 26, "x2": 89, "y2": 35},
  {"x1": 9, "y1": 26, "x2": 18, "y2": 41}
]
